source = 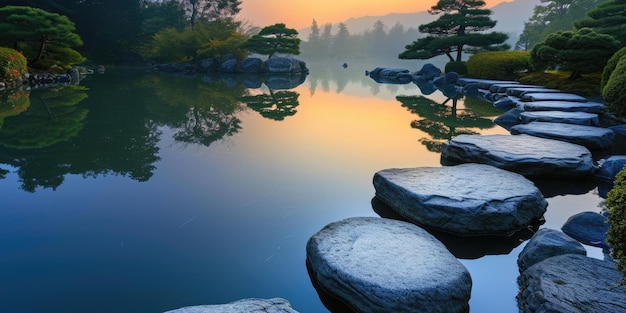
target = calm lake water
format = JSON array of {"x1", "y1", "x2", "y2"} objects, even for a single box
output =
[{"x1": 0, "y1": 60, "x2": 606, "y2": 312}]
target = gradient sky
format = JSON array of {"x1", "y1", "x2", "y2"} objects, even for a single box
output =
[{"x1": 240, "y1": 0, "x2": 511, "y2": 29}]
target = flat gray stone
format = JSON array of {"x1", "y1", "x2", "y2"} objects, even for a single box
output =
[
  {"x1": 506, "y1": 87, "x2": 561, "y2": 97},
  {"x1": 519, "y1": 111, "x2": 599, "y2": 126},
  {"x1": 517, "y1": 254, "x2": 626, "y2": 313},
  {"x1": 441, "y1": 134, "x2": 597, "y2": 177},
  {"x1": 490, "y1": 84, "x2": 540, "y2": 93},
  {"x1": 517, "y1": 228, "x2": 586, "y2": 273},
  {"x1": 510, "y1": 122, "x2": 615, "y2": 150},
  {"x1": 522, "y1": 100, "x2": 604, "y2": 113},
  {"x1": 373, "y1": 164, "x2": 547, "y2": 236},
  {"x1": 520, "y1": 92, "x2": 588, "y2": 102},
  {"x1": 306, "y1": 217, "x2": 472, "y2": 313},
  {"x1": 163, "y1": 298, "x2": 299, "y2": 313}
]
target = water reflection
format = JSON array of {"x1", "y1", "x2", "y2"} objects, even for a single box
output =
[
  {"x1": 241, "y1": 90, "x2": 300, "y2": 121},
  {"x1": 397, "y1": 95, "x2": 496, "y2": 152}
]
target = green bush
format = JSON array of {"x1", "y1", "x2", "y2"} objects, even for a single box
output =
[
  {"x1": 602, "y1": 47, "x2": 626, "y2": 91},
  {"x1": 602, "y1": 54, "x2": 626, "y2": 117},
  {"x1": 607, "y1": 166, "x2": 626, "y2": 286},
  {"x1": 445, "y1": 61, "x2": 468, "y2": 75},
  {"x1": 466, "y1": 51, "x2": 530, "y2": 80},
  {"x1": 0, "y1": 47, "x2": 28, "y2": 82}
]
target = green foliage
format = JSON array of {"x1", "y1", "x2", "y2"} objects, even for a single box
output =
[
  {"x1": 0, "y1": 47, "x2": 28, "y2": 81},
  {"x1": 574, "y1": 0, "x2": 626, "y2": 45},
  {"x1": 602, "y1": 54, "x2": 626, "y2": 117},
  {"x1": 518, "y1": 71, "x2": 601, "y2": 96},
  {"x1": 607, "y1": 165, "x2": 626, "y2": 285},
  {"x1": 516, "y1": 0, "x2": 603, "y2": 50},
  {"x1": 445, "y1": 61, "x2": 468, "y2": 75},
  {"x1": 531, "y1": 28, "x2": 621, "y2": 79},
  {"x1": 466, "y1": 51, "x2": 530, "y2": 79},
  {"x1": 602, "y1": 47, "x2": 626, "y2": 91},
  {"x1": 239, "y1": 23, "x2": 301, "y2": 59},
  {"x1": 399, "y1": 0, "x2": 509, "y2": 62},
  {"x1": 144, "y1": 20, "x2": 247, "y2": 63}
]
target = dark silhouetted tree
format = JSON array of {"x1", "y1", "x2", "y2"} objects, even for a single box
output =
[{"x1": 239, "y1": 23, "x2": 301, "y2": 59}]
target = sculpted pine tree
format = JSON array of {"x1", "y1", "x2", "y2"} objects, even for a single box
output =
[
  {"x1": 399, "y1": 0, "x2": 509, "y2": 62},
  {"x1": 574, "y1": 0, "x2": 626, "y2": 45},
  {"x1": 240, "y1": 23, "x2": 301, "y2": 59},
  {"x1": 0, "y1": 6, "x2": 84, "y2": 68}
]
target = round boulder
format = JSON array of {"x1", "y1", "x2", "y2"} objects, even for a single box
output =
[
  {"x1": 306, "y1": 217, "x2": 472, "y2": 313},
  {"x1": 517, "y1": 228, "x2": 586, "y2": 272},
  {"x1": 373, "y1": 164, "x2": 548, "y2": 236},
  {"x1": 561, "y1": 211, "x2": 609, "y2": 249},
  {"x1": 163, "y1": 298, "x2": 299, "y2": 313}
]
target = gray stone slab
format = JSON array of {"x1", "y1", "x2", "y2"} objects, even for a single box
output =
[
  {"x1": 373, "y1": 164, "x2": 547, "y2": 236},
  {"x1": 490, "y1": 84, "x2": 540, "y2": 93},
  {"x1": 164, "y1": 298, "x2": 299, "y2": 313},
  {"x1": 517, "y1": 254, "x2": 626, "y2": 313},
  {"x1": 306, "y1": 217, "x2": 472, "y2": 313},
  {"x1": 517, "y1": 228, "x2": 586, "y2": 273},
  {"x1": 506, "y1": 87, "x2": 561, "y2": 97},
  {"x1": 521, "y1": 100, "x2": 605, "y2": 113},
  {"x1": 519, "y1": 111, "x2": 599, "y2": 126},
  {"x1": 520, "y1": 92, "x2": 588, "y2": 102},
  {"x1": 441, "y1": 134, "x2": 597, "y2": 177},
  {"x1": 510, "y1": 122, "x2": 615, "y2": 150}
]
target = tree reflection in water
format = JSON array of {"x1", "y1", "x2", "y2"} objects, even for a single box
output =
[{"x1": 241, "y1": 89, "x2": 300, "y2": 121}]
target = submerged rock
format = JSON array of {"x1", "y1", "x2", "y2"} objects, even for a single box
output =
[
  {"x1": 163, "y1": 298, "x2": 299, "y2": 313},
  {"x1": 517, "y1": 228, "x2": 586, "y2": 273},
  {"x1": 373, "y1": 164, "x2": 547, "y2": 236},
  {"x1": 441, "y1": 134, "x2": 597, "y2": 177},
  {"x1": 510, "y1": 122, "x2": 615, "y2": 150},
  {"x1": 517, "y1": 254, "x2": 626, "y2": 313},
  {"x1": 306, "y1": 217, "x2": 472, "y2": 313}
]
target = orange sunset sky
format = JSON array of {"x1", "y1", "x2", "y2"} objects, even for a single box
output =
[{"x1": 239, "y1": 0, "x2": 511, "y2": 29}]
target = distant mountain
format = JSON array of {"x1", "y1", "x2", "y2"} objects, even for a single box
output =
[{"x1": 298, "y1": 0, "x2": 541, "y2": 44}]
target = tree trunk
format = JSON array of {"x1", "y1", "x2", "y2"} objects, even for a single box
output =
[
  {"x1": 456, "y1": 45, "x2": 463, "y2": 62},
  {"x1": 568, "y1": 70, "x2": 582, "y2": 80},
  {"x1": 35, "y1": 35, "x2": 47, "y2": 63}
]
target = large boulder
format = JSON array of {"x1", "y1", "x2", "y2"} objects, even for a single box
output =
[
  {"x1": 373, "y1": 164, "x2": 547, "y2": 236},
  {"x1": 240, "y1": 57, "x2": 263, "y2": 74},
  {"x1": 219, "y1": 59, "x2": 238, "y2": 73},
  {"x1": 440, "y1": 134, "x2": 597, "y2": 177},
  {"x1": 510, "y1": 122, "x2": 615, "y2": 150},
  {"x1": 517, "y1": 228, "x2": 586, "y2": 273},
  {"x1": 417, "y1": 63, "x2": 441, "y2": 81},
  {"x1": 561, "y1": 211, "x2": 610, "y2": 249},
  {"x1": 494, "y1": 108, "x2": 524, "y2": 130},
  {"x1": 519, "y1": 111, "x2": 600, "y2": 126},
  {"x1": 265, "y1": 57, "x2": 307, "y2": 74},
  {"x1": 521, "y1": 100, "x2": 604, "y2": 113},
  {"x1": 595, "y1": 155, "x2": 626, "y2": 182},
  {"x1": 517, "y1": 254, "x2": 626, "y2": 313},
  {"x1": 163, "y1": 298, "x2": 299, "y2": 313},
  {"x1": 306, "y1": 217, "x2": 472, "y2": 313}
]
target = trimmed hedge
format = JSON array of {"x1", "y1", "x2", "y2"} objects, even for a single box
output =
[
  {"x1": 602, "y1": 54, "x2": 626, "y2": 117},
  {"x1": 602, "y1": 46, "x2": 626, "y2": 91},
  {"x1": 0, "y1": 47, "x2": 27, "y2": 82},
  {"x1": 466, "y1": 51, "x2": 530, "y2": 80},
  {"x1": 445, "y1": 61, "x2": 467, "y2": 75},
  {"x1": 607, "y1": 166, "x2": 626, "y2": 286}
]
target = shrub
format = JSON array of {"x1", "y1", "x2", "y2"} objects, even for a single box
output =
[
  {"x1": 466, "y1": 51, "x2": 530, "y2": 80},
  {"x1": 0, "y1": 47, "x2": 28, "y2": 82},
  {"x1": 602, "y1": 54, "x2": 626, "y2": 117},
  {"x1": 602, "y1": 47, "x2": 626, "y2": 91},
  {"x1": 445, "y1": 61, "x2": 468, "y2": 75},
  {"x1": 607, "y1": 166, "x2": 626, "y2": 286}
]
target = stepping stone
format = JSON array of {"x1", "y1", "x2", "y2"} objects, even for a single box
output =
[
  {"x1": 506, "y1": 87, "x2": 561, "y2": 97},
  {"x1": 441, "y1": 134, "x2": 597, "y2": 177},
  {"x1": 517, "y1": 228, "x2": 586, "y2": 273},
  {"x1": 510, "y1": 122, "x2": 615, "y2": 150},
  {"x1": 373, "y1": 164, "x2": 547, "y2": 236},
  {"x1": 517, "y1": 254, "x2": 626, "y2": 313},
  {"x1": 519, "y1": 111, "x2": 599, "y2": 126},
  {"x1": 521, "y1": 100, "x2": 604, "y2": 113},
  {"x1": 306, "y1": 217, "x2": 472, "y2": 313},
  {"x1": 164, "y1": 298, "x2": 300, "y2": 313},
  {"x1": 520, "y1": 92, "x2": 588, "y2": 102},
  {"x1": 490, "y1": 84, "x2": 540, "y2": 93}
]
